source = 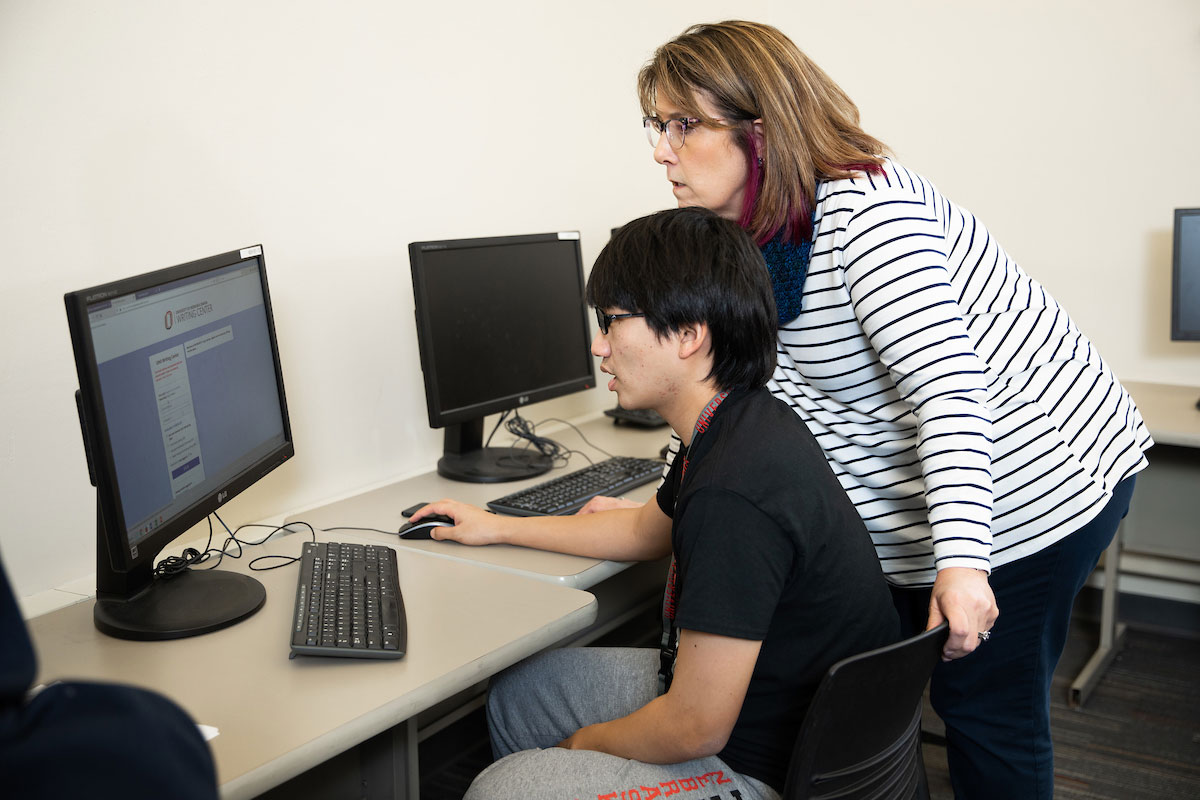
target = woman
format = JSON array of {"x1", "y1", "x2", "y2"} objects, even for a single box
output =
[{"x1": 620, "y1": 20, "x2": 1152, "y2": 800}]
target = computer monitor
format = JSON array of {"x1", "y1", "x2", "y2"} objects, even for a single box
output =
[
  {"x1": 64, "y1": 245, "x2": 293, "y2": 640},
  {"x1": 1171, "y1": 208, "x2": 1200, "y2": 341},
  {"x1": 409, "y1": 231, "x2": 596, "y2": 483}
]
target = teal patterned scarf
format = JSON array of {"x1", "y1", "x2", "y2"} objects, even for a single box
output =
[{"x1": 760, "y1": 230, "x2": 812, "y2": 325}]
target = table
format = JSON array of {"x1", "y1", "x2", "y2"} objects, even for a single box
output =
[
  {"x1": 1068, "y1": 380, "x2": 1200, "y2": 707},
  {"x1": 27, "y1": 535, "x2": 597, "y2": 800},
  {"x1": 283, "y1": 414, "x2": 673, "y2": 591}
]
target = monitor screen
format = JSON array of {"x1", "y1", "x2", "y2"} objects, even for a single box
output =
[
  {"x1": 409, "y1": 231, "x2": 595, "y2": 483},
  {"x1": 1172, "y1": 208, "x2": 1200, "y2": 341},
  {"x1": 65, "y1": 245, "x2": 293, "y2": 640}
]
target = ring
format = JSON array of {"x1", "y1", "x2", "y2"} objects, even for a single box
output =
[{"x1": 978, "y1": 630, "x2": 992, "y2": 643}]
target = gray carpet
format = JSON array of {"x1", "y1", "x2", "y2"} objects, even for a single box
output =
[{"x1": 923, "y1": 622, "x2": 1200, "y2": 799}]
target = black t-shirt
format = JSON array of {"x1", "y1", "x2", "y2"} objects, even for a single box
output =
[{"x1": 656, "y1": 388, "x2": 899, "y2": 791}]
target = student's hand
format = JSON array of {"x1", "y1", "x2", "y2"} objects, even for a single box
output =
[
  {"x1": 927, "y1": 567, "x2": 999, "y2": 661},
  {"x1": 575, "y1": 495, "x2": 644, "y2": 515},
  {"x1": 409, "y1": 500, "x2": 507, "y2": 546},
  {"x1": 556, "y1": 726, "x2": 593, "y2": 750}
]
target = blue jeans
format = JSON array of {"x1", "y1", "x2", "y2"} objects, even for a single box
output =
[
  {"x1": 891, "y1": 477, "x2": 1136, "y2": 800},
  {"x1": 468, "y1": 647, "x2": 780, "y2": 800}
]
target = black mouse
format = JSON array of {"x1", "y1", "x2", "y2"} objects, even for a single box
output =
[{"x1": 397, "y1": 513, "x2": 455, "y2": 539}]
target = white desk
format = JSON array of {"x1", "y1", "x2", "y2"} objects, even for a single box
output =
[
  {"x1": 27, "y1": 536, "x2": 597, "y2": 800},
  {"x1": 1069, "y1": 381, "x2": 1200, "y2": 707}
]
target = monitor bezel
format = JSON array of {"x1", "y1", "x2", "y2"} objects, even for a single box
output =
[
  {"x1": 408, "y1": 231, "x2": 597, "y2": 429},
  {"x1": 1171, "y1": 207, "x2": 1200, "y2": 341},
  {"x1": 65, "y1": 245, "x2": 294, "y2": 586}
]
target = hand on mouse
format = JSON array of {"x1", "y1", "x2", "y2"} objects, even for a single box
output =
[{"x1": 410, "y1": 500, "x2": 507, "y2": 546}]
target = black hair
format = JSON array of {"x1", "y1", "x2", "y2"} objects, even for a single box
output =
[{"x1": 587, "y1": 207, "x2": 777, "y2": 391}]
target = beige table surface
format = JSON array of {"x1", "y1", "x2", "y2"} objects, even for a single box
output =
[
  {"x1": 27, "y1": 534, "x2": 597, "y2": 799},
  {"x1": 1123, "y1": 380, "x2": 1200, "y2": 446},
  {"x1": 284, "y1": 414, "x2": 675, "y2": 589}
]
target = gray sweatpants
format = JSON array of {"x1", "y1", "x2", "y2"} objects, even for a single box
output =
[{"x1": 464, "y1": 647, "x2": 781, "y2": 800}]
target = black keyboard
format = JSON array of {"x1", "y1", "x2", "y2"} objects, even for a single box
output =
[
  {"x1": 487, "y1": 456, "x2": 666, "y2": 516},
  {"x1": 289, "y1": 541, "x2": 406, "y2": 660},
  {"x1": 603, "y1": 405, "x2": 669, "y2": 428}
]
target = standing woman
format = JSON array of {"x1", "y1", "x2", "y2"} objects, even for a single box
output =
[{"x1": 634, "y1": 20, "x2": 1152, "y2": 800}]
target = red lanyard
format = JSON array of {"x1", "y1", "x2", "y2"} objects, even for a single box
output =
[{"x1": 658, "y1": 391, "x2": 729, "y2": 693}]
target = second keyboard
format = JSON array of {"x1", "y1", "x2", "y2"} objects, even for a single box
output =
[{"x1": 487, "y1": 455, "x2": 666, "y2": 516}]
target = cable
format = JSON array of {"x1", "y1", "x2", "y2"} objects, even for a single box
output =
[
  {"x1": 151, "y1": 516, "x2": 317, "y2": 577},
  {"x1": 483, "y1": 409, "x2": 511, "y2": 449},
  {"x1": 504, "y1": 412, "x2": 565, "y2": 459},
  {"x1": 152, "y1": 517, "x2": 216, "y2": 578},
  {"x1": 533, "y1": 418, "x2": 617, "y2": 461},
  {"x1": 321, "y1": 526, "x2": 397, "y2": 536},
  {"x1": 484, "y1": 411, "x2": 623, "y2": 472}
]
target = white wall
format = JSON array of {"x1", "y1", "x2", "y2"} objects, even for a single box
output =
[
  {"x1": 778, "y1": 0, "x2": 1200, "y2": 383},
  {"x1": 2, "y1": 1, "x2": 1198, "y2": 601}
]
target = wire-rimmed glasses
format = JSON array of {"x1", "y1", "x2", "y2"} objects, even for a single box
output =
[{"x1": 643, "y1": 116, "x2": 702, "y2": 150}]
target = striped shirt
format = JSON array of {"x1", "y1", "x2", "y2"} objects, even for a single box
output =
[{"x1": 767, "y1": 158, "x2": 1152, "y2": 587}]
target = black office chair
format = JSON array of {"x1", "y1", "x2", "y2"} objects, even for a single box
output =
[{"x1": 781, "y1": 621, "x2": 950, "y2": 800}]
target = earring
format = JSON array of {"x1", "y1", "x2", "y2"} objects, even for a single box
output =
[{"x1": 757, "y1": 156, "x2": 764, "y2": 167}]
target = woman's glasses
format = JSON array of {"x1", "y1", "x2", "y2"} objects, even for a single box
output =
[{"x1": 643, "y1": 116, "x2": 701, "y2": 150}]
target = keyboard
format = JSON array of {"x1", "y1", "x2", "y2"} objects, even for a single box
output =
[
  {"x1": 487, "y1": 456, "x2": 666, "y2": 516},
  {"x1": 603, "y1": 405, "x2": 669, "y2": 428},
  {"x1": 289, "y1": 541, "x2": 407, "y2": 660}
]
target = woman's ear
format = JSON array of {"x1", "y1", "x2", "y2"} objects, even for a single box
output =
[{"x1": 751, "y1": 118, "x2": 765, "y2": 161}]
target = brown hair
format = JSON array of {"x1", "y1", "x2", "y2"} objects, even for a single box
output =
[{"x1": 638, "y1": 20, "x2": 888, "y2": 244}]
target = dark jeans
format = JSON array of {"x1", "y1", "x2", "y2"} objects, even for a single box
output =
[{"x1": 891, "y1": 477, "x2": 1136, "y2": 800}]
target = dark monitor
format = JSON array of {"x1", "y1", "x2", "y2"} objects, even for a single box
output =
[
  {"x1": 409, "y1": 231, "x2": 596, "y2": 483},
  {"x1": 1171, "y1": 208, "x2": 1200, "y2": 341},
  {"x1": 65, "y1": 245, "x2": 293, "y2": 640}
]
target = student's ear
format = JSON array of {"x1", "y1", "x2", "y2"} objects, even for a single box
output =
[{"x1": 677, "y1": 321, "x2": 711, "y2": 360}]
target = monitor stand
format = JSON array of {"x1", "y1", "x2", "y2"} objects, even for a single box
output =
[
  {"x1": 438, "y1": 419, "x2": 551, "y2": 483},
  {"x1": 94, "y1": 569, "x2": 266, "y2": 641},
  {"x1": 93, "y1": 504, "x2": 265, "y2": 641}
]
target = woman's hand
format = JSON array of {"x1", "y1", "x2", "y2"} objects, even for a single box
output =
[
  {"x1": 927, "y1": 567, "x2": 999, "y2": 661},
  {"x1": 575, "y1": 495, "x2": 644, "y2": 515}
]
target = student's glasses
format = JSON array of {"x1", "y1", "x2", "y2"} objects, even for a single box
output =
[
  {"x1": 595, "y1": 308, "x2": 646, "y2": 335},
  {"x1": 643, "y1": 116, "x2": 702, "y2": 150}
]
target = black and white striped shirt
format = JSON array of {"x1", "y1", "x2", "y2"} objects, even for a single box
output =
[{"x1": 768, "y1": 158, "x2": 1152, "y2": 586}]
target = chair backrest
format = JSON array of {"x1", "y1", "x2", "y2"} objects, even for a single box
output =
[{"x1": 781, "y1": 621, "x2": 949, "y2": 800}]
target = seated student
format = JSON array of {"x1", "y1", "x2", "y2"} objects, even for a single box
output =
[
  {"x1": 414, "y1": 207, "x2": 900, "y2": 800},
  {"x1": 0, "y1": 551, "x2": 217, "y2": 800}
]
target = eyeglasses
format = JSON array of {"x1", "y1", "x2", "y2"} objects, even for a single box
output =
[
  {"x1": 643, "y1": 116, "x2": 702, "y2": 150},
  {"x1": 595, "y1": 307, "x2": 646, "y2": 335}
]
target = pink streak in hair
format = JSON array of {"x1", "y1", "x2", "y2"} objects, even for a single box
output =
[{"x1": 740, "y1": 139, "x2": 883, "y2": 246}]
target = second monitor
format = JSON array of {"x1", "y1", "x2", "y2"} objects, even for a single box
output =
[{"x1": 409, "y1": 231, "x2": 596, "y2": 483}]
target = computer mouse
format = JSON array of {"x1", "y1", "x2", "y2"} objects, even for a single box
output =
[{"x1": 397, "y1": 514, "x2": 455, "y2": 540}]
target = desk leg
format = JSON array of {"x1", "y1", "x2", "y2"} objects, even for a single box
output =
[
  {"x1": 361, "y1": 717, "x2": 420, "y2": 799},
  {"x1": 1069, "y1": 520, "x2": 1128, "y2": 708}
]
